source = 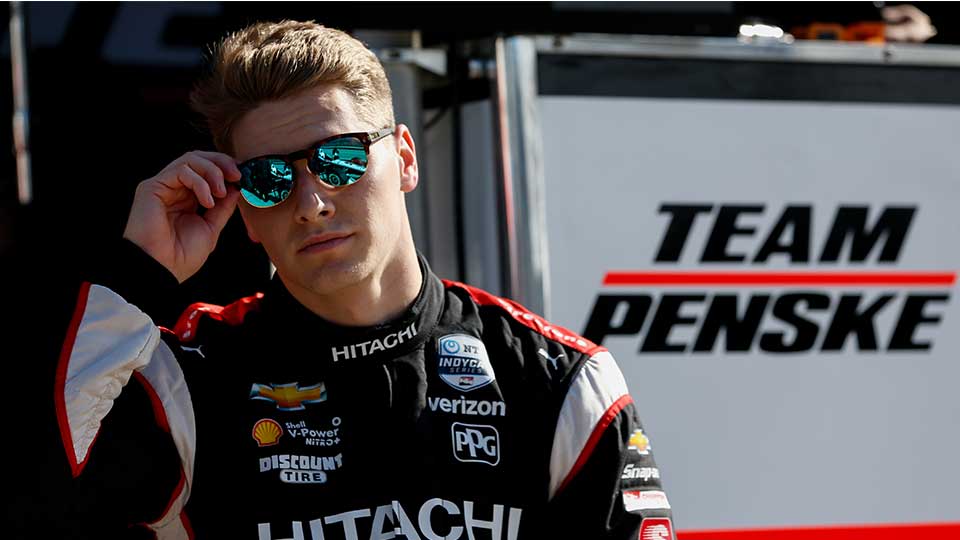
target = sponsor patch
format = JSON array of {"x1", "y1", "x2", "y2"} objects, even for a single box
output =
[
  {"x1": 180, "y1": 344, "x2": 205, "y2": 358},
  {"x1": 537, "y1": 348, "x2": 565, "y2": 370},
  {"x1": 276, "y1": 470, "x2": 327, "y2": 485},
  {"x1": 428, "y1": 396, "x2": 506, "y2": 417},
  {"x1": 629, "y1": 429, "x2": 651, "y2": 455},
  {"x1": 437, "y1": 334, "x2": 496, "y2": 392},
  {"x1": 250, "y1": 382, "x2": 327, "y2": 411},
  {"x1": 330, "y1": 323, "x2": 417, "y2": 361},
  {"x1": 451, "y1": 422, "x2": 500, "y2": 466},
  {"x1": 623, "y1": 490, "x2": 671, "y2": 512},
  {"x1": 639, "y1": 517, "x2": 673, "y2": 540},
  {"x1": 259, "y1": 453, "x2": 343, "y2": 484},
  {"x1": 258, "y1": 499, "x2": 523, "y2": 540},
  {"x1": 284, "y1": 418, "x2": 342, "y2": 447},
  {"x1": 252, "y1": 418, "x2": 283, "y2": 447},
  {"x1": 622, "y1": 464, "x2": 660, "y2": 482}
]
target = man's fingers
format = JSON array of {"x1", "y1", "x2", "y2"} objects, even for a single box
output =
[
  {"x1": 882, "y1": 4, "x2": 937, "y2": 42},
  {"x1": 203, "y1": 188, "x2": 241, "y2": 236},
  {"x1": 883, "y1": 4, "x2": 930, "y2": 24},
  {"x1": 178, "y1": 165, "x2": 216, "y2": 208},
  {"x1": 150, "y1": 150, "x2": 243, "y2": 209},
  {"x1": 186, "y1": 156, "x2": 227, "y2": 198},
  {"x1": 194, "y1": 151, "x2": 243, "y2": 183}
]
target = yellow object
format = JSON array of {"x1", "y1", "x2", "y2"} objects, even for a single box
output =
[
  {"x1": 252, "y1": 419, "x2": 283, "y2": 447},
  {"x1": 629, "y1": 429, "x2": 650, "y2": 453}
]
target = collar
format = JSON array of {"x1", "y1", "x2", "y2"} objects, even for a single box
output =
[{"x1": 259, "y1": 252, "x2": 444, "y2": 367}]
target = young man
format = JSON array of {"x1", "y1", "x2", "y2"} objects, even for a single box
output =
[{"x1": 41, "y1": 21, "x2": 673, "y2": 539}]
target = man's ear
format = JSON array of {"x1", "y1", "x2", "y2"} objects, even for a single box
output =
[
  {"x1": 395, "y1": 124, "x2": 419, "y2": 193},
  {"x1": 237, "y1": 206, "x2": 261, "y2": 243}
]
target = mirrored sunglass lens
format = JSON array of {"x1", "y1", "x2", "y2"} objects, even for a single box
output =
[
  {"x1": 239, "y1": 158, "x2": 293, "y2": 208},
  {"x1": 309, "y1": 136, "x2": 368, "y2": 187}
]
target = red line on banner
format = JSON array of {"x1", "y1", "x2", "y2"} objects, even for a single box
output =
[
  {"x1": 603, "y1": 271, "x2": 957, "y2": 287},
  {"x1": 677, "y1": 521, "x2": 960, "y2": 540}
]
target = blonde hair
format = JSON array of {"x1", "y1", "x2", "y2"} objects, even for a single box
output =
[{"x1": 190, "y1": 20, "x2": 395, "y2": 154}]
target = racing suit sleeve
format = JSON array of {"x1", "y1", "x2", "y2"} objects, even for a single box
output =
[
  {"x1": 543, "y1": 349, "x2": 675, "y2": 540},
  {"x1": 6, "y1": 239, "x2": 194, "y2": 539}
]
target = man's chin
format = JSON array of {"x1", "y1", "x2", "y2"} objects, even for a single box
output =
[{"x1": 302, "y1": 260, "x2": 368, "y2": 294}]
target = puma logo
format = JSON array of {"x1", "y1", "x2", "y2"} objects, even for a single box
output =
[
  {"x1": 538, "y1": 348, "x2": 564, "y2": 370},
  {"x1": 181, "y1": 345, "x2": 205, "y2": 358}
]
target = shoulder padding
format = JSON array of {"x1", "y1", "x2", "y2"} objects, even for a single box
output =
[
  {"x1": 442, "y1": 279, "x2": 604, "y2": 356},
  {"x1": 168, "y1": 293, "x2": 263, "y2": 343}
]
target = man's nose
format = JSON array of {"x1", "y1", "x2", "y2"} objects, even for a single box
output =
[{"x1": 291, "y1": 161, "x2": 335, "y2": 224}]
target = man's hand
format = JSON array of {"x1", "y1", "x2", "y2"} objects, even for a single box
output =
[
  {"x1": 123, "y1": 151, "x2": 243, "y2": 283},
  {"x1": 883, "y1": 4, "x2": 937, "y2": 43}
]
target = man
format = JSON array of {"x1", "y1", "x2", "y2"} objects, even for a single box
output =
[{"x1": 36, "y1": 20, "x2": 673, "y2": 539}]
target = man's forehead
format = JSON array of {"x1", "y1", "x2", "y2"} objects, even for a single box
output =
[{"x1": 233, "y1": 85, "x2": 362, "y2": 160}]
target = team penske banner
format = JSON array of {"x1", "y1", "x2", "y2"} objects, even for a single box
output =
[{"x1": 540, "y1": 97, "x2": 960, "y2": 529}]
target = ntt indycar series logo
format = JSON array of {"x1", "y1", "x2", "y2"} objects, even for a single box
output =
[
  {"x1": 584, "y1": 204, "x2": 956, "y2": 353},
  {"x1": 438, "y1": 334, "x2": 496, "y2": 391}
]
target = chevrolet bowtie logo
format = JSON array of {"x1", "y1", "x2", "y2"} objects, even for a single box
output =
[{"x1": 250, "y1": 382, "x2": 327, "y2": 411}]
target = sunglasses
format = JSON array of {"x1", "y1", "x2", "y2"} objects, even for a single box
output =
[{"x1": 237, "y1": 127, "x2": 394, "y2": 208}]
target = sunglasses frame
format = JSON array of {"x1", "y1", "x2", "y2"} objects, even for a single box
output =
[{"x1": 237, "y1": 126, "x2": 395, "y2": 208}]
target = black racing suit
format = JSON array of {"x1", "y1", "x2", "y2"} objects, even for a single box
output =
[{"x1": 17, "y1": 241, "x2": 674, "y2": 539}]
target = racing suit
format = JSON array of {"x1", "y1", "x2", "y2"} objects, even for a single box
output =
[{"x1": 30, "y1": 240, "x2": 674, "y2": 539}]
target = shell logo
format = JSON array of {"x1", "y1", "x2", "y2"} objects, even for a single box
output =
[
  {"x1": 628, "y1": 429, "x2": 650, "y2": 455},
  {"x1": 252, "y1": 419, "x2": 283, "y2": 447}
]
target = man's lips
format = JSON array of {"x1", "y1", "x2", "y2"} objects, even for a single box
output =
[{"x1": 298, "y1": 233, "x2": 353, "y2": 253}]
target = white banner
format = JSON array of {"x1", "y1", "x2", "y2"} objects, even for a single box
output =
[{"x1": 542, "y1": 97, "x2": 960, "y2": 529}]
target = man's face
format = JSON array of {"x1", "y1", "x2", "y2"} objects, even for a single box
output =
[{"x1": 232, "y1": 84, "x2": 418, "y2": 297}]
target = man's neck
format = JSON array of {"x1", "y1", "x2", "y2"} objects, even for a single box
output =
[{"x1": 290, "y1": 242, "x2": 423, "y2": 327}]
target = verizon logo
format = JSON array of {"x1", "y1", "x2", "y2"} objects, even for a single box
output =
[{"x1": 428, "y1": 396, "x2": 506, "y2": 417}]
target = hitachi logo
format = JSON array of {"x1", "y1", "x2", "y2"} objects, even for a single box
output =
[
  {"x1": 331, "y1": 323, "x2": 417, "y2": 361},
  {"x1": 428, "y1": 396, "x2": 506, "y2": 416},
  {"x1": 258, "y1": 499, "x2": 523, "y2": 540}
]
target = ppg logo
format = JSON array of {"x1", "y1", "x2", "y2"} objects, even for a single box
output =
[{"x1": 451, "y1": 422, "x2": 500, "y2": 466}]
